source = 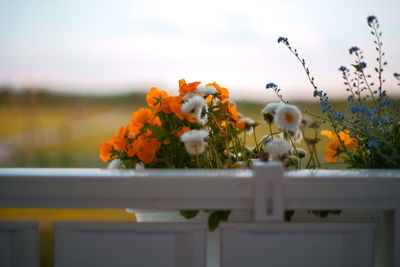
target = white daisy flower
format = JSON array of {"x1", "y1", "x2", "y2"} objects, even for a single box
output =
[
  {"x1": 264, "y1": 138, "x2": 290, "y2": 159},
  {"x1": 196, "y1": 85, "x2": 216, "y2": 96},
  {"x1": 183, "y1": 85, "x2": 216, "y2": 100},
  {"x1": 180, "y1": 129, "x2": 209, "y2": 155},
  {"x1": 274, "y1": 104, "x2": 302, "y2": 133},
  {"x1": 261, "y1": 102, "x2": 284, "y2": 124},
  {"x1": 181, "y1": 95, "x2": 208, "y2": 125},
  {"x1": 107, "y1": 159, "x2": 122, "y2": 169},
  {"x1": 262, "y1": 102, "x2": 285, "y2": 113}
]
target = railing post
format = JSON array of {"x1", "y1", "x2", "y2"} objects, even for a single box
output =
[{"x1": 252, "y1": 162, "x2": 284, "y2": 222}]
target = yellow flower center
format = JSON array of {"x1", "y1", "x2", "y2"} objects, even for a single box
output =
[{"x1": 285, "y1": 112, "x2": 294, "y2": 123}]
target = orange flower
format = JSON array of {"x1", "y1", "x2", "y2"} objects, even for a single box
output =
[
  {"x1": 146, "y1": 87, "x2": 170, "y2": 110},
  {"x1": 128, "y1": 108, "x2": 161, "y2": 134},
  {"x1": 179, "y1": 79, "x2": 201, "y2": 96},
  {"x1": 237, "y1": 121, "x2": 246, "y2": 131},
  {"x1": 206, "y1": 81, "x2": 229, "y2": 101},
  {"x1": 223, "y1": 101, "x2": 241, "y2": 122},
  {"x1": 100, "y1": 126, "x2": 132, "y2": 161},
  {"x1": 127, "y1": 145, "x2": 137, "y2": 157},
  {"x1": 156, "y1": 95, "x2": 177, "y2": 114},
  {"x1": 118, "y1": 126, "x2": 130, "y2": 138},
  {"x1": 99, "y1": 142, "x2": 114, "y2": 162},
  {"x1": 321, "y1": 130, "x2": 357, "y2": 163},
  {"x1": 109, "y1": 136, "x2": 129, "y2": 152},
  {"x1": 168, "y1": 96, "x2": 196, "y2": 123},
  {"x1": 133, "y1": 132, "x2": 161, "y2": 163}
]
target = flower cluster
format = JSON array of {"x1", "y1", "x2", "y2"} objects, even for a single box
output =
[
  {"x1": 100, "y1": 79, "x2": 257, "y2": 170},
  {"x1": 100, "y1": 79, "x2": 261, "y2": 230},
  {"x1": 273, "y1": 15, "x2": 400, "y2": 168},
  {"x1": 259, "y1": 100, "x2": 323, "y2": 169}
]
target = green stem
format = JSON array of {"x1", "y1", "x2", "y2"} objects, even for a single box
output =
[{"x1": 301, "y1": 129, "x2": 316, "y2": 168}]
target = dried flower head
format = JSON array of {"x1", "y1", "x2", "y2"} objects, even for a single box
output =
[{"x1": 293, "y1": 148, "x2": 307, "y2": 158}]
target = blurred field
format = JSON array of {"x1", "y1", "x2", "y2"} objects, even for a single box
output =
[{"x1": 0, "y1": 89, "x2": 348, "y2": 168}]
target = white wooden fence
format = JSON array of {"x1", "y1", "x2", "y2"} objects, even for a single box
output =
[{"x1": 0, "y1": 162, "x2": 399, "y2": 267}]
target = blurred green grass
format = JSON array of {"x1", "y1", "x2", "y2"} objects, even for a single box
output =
[{"x1": 0, "y1": 90, "x2": 348, "y2": 168}]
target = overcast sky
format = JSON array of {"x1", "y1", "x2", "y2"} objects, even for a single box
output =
[{"x1": 0, "y1": 0, "x2": 399, "y2": 101}]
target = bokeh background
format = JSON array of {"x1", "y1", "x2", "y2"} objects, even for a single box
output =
[
  {"x1": 1, "y1": 2, "x2": 399, "y2": 266},
  {"x1": 0, "y1": 0, "x2": 399, "y2": 168}
]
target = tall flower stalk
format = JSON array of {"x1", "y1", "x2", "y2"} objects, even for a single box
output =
[{"x1": 274, "y1": 16, "x2": 399, "y2": 168}]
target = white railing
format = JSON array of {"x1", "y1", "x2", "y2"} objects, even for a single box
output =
[{"x1": 0, "y1": 162, "x2": 399, "y2": 267}]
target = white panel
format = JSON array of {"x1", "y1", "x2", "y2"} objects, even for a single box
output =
[
  {"x1": 0, "y1": 221, "x2": 39, "y2": 267},
  {"x1": 221, "y1": 223, "x2": 374, "y2": 267},
  {"x1": 54, "y1": 222, "x2": 206, "y2": 267}
]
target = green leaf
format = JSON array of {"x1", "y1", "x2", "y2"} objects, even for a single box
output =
[
  {"x1": 310, "y1": 209, "x2": 342, "y2": 218},
  {"x1": 285, "y1": 210, "x2": 295, "y2": 222},
  {"x1": 144, "y1": 124, "x2": 167, "y2": 138},
  {"x1": 207, "y1": 210, "x2": 231, "y2": 231},
  {"x1": 352, "y1": 64, "x2": 362, "y2": 72},
  {"x1": 180, "y1": 210, "x2": 199, "y2": 219}
]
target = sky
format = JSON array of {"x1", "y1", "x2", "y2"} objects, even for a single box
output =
[{"x1": 0, "y1": 0, "x2": 399, "y2": 101}]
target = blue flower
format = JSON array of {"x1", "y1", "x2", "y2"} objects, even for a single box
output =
[
  {"x1": 367, "y1": 15, "x2": 377, "y2": 26},
  {"x1": 364, "y1": 109, "x2": 372, "y2": 116},
  {"x1": 322, "y1": 107, "x2": 328, "y2": 113},
  {"x1": 371, "y1": 116, "x2": 383, "y2": 126},
  {"x1": 277, "y1": 37, "x2": 288, "y2": 44},
  {"x1": 338, "y1": 66, "x2": 347, "y2": 72},
  {"x1": 334, "y1": 112, "x2": 345, "y2": 119},
  {"x1": 381, "y1": 99, "x2": 390, "y2": 105},
  {"x1": 350, "y1": 105, "x2": 360, "y2": 113},
  {"x1": 320, "y1": 99, "x2": 329, "y2": 106},
  {"x1": 367, "y1": 140, "x2": 380, "y2": 149},
  {"x1": 350, "y1": 105, "x2": 375, "y2": 116},
  {"x1": 265, "y1": 82, "x2": 278, "y2": 89},
  {"x1": 359, "y1": 62, "x2": 367, "y2": 69},
  {"x1": 349, "y1": 46, "x2": 360, "y2": 54}
]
